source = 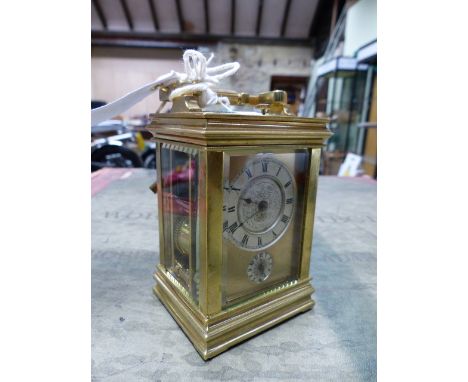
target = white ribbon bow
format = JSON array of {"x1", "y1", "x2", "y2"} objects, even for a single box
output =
[{"x1": 91, "y1": 50, "x2": 240, "y2": 126}]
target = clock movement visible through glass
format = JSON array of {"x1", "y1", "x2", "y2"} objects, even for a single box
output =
[{"x1": 160, "y1": 144, "x2": 200, "y2": 304}]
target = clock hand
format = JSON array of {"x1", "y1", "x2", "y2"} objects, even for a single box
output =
[
  {"x1": 225, "y1": 209, "x2": 260, "y2": 235},
  {"x1": 240, "y1": 197, "x2": 256, "y2": 204},
  {"x1": 224, "y1": 185, "x2": 241, "y2": 191},
  {"x1": 242, "y1": 195, "x2": 268, "y2": 206},
  {"x1": 239, "y1": 208, "x2": 261, "y2": 226}
]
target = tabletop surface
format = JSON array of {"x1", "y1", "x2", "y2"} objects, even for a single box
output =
[{"x1": 92, "y1": 168, "x2": 376, "y2": 382}]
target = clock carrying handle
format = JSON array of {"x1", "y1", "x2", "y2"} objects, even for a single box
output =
[
  {"x1": 223, "y1": 90, "x2": 291, "y2": 115},
  {"x1": 160, "y1": 86, "x2": 291, "y2": 116}
]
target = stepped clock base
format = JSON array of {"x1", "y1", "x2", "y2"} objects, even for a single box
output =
[{"x1": 153, "y1": 268, "x2": 314, "y2": 360}]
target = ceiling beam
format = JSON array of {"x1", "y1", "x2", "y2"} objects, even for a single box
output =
[
  {"x1": 280, "y1": 0, "x2": 292, "y2": 37},
  {"x1": 309, "y1": 0, "x2": 329, "y2": 40},
  {"x1": 204, "y1": 0, "x2": 210, "y2": 33},
  {"x1": 174, "y1": 0, "x2": 185, "y2": 33},
  {"x1": 330, "y1": 0, "x2": 339, "y2": 32},
  {"x1": 231, "y1": 0, "x2": 236, "y2": 35},
  {"x1": 148, "y1": 0, "x2": 159, "y2": 31},
  {"x1": 119, "y1": 0, "x2": 133, "y2": 30},
  {"x1": 91, "y1": 31, "x2": 314, "y2": 48},
  {"x1": 256, "y1": 0, "x2": 264, "y2": 36},
  {"x1": 92, "y1": 38, "x2": 194, "y2": 50},
  {"x1": 92, "y1": 0, "x2": 107, "y2": 30}
]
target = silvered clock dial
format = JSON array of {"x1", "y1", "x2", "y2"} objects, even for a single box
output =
[{"x1": 223, "y1": 156, "x2": 296, "y2": 251}]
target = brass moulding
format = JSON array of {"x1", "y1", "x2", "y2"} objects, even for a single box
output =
[
  {"x1": 148, "y1": 92, "x2": 331, "y2": 360},
  {"x1": 147, "y1": 113, "x2": 330, "y2": 147},
  {"x1": 153, "y1": 266, "x2": 314, "y2": 360}
]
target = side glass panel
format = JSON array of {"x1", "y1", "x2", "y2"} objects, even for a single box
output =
[
  {"x1": 221, "y1": 150, "x2": 309, "y2": 308},
  {"x1": 160, "y1": 143, "x2": 200, "y2": 305}
]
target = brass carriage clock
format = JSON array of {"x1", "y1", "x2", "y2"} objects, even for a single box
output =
[{"x1": 147, "y1": 86, "x2": 331, "y2": 360}]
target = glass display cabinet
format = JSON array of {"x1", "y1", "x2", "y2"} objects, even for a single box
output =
[
  {"x1": 147, "y1": 88, "x2": 331, "y2": 360},
  {"x1": 310, "y1": 56, "x2": 374, "y2": 175}
]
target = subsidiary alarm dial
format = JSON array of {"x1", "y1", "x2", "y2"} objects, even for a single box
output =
[{"x1": 247, "y1": 252, "x2": 273, "y2": 283}]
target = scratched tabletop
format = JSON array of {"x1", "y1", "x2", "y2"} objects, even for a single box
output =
[{"x1": 92, "y1": 168, "x2": 376, "y2": 382}]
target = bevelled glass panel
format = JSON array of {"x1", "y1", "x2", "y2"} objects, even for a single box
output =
[{"x1": 160, "y1": 143, "x2": 200, "y2": 305}]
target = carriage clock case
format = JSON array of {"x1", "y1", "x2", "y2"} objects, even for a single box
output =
[{"x1": 147, "y1": 87, "x2": 331, "y2": 360}]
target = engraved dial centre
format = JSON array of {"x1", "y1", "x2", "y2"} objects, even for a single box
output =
[{"x1": 238, "y1": 176, "x2": 284, "y2": 234}]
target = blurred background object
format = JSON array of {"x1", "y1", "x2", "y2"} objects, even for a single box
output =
[
  {"x1": 91, "y1": 102, "x2": 155, "y2": 171},
  {"x1": 91, "y1": 0, "x2": 376, "y2": 177}
]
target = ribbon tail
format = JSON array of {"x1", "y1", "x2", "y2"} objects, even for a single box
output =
[{"x1": 91, "y1": 71, "x2": 178, "y2": 126}]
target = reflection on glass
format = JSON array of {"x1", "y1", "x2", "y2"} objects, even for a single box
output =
[{"x1": 160, "y1": 144, "x2": 199, "y2": 304}]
